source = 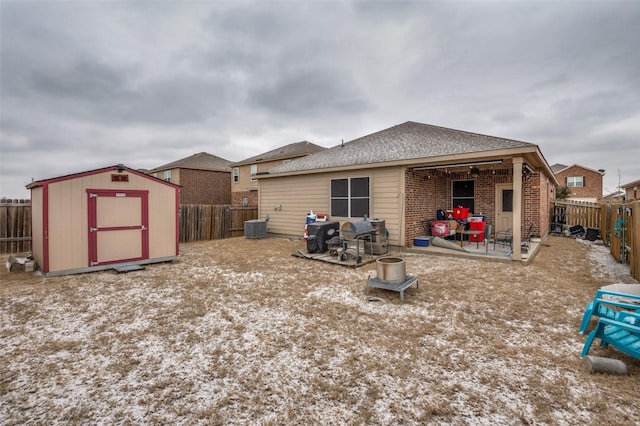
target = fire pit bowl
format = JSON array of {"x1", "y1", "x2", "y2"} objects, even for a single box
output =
[{"x1": 376, "y1": 257, "x2": 406, "y2": 284}]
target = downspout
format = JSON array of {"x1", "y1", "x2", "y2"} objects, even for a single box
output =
[
  {"x1": 512, "y1": 158, "x2": 523, "y2": 260},
  {"x1": 398, "y1": 192, "x2": 404, "y2": 247}
]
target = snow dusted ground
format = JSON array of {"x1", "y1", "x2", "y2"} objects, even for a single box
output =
[{"x1": 1, "y1": 236, "x2": 638, "y2": 424}]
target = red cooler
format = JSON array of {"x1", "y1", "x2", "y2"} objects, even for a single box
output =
[
  {"x1": 453, "y1": 207, "x2": 470, "y2": 219},
  {"x1": 470, "y1": 221, "x2": 485, "y2": 242}
]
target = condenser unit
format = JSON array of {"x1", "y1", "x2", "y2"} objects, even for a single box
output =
[{"x1": 244, "y1": 220, "x2": 267, "y2": 239}]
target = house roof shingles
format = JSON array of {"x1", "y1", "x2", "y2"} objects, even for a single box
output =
[
  {"x1": 150, "y1": 152, "x2": 231, "y2": 173},
  {"x1": 267, "y1": 121, "x2": 537, "y2": 175},
  {"x1": 550, "y1": 163, "x2": 569, "y2": 173},
  {"x1": 232, "y1": 141, "x2": 326, "y2": 166},
  {"x1": 550, "y1": 163, "x2": 605, "y2": 175}
]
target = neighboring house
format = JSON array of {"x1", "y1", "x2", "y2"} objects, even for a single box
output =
[
  {"x1": 148, "y1": 152, "x2": 231, "y2": 205},
  {"x1": 230, "y1": 141, "x2": 326, "y2": 207},
  {"x1": 600, "y1": 190, "x2": 625, "y2": 203},
  {"x1": 621, "y1": 179, "x2": 640, "y2": 201},
  {"x1": 551, "y1": 163, "x2": 605, "y2": 202},
  {"x1": 256, "y1": 121, "x2": 558, "y2": 261}
]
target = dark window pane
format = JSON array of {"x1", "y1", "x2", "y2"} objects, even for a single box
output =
[
  {"x1": 502, "y1": 189, "x2": 513, "y2": 212},
  {"x1": 351, "y1": 198, "x2": 369, "y2": 218},
  {"x1": 351, "y1": 177, "x2": 369, "y2": 197},
  {"x1": 331, "y1": 179, "x2": 348, "y2": 197},
  {"x1": 453, "y1": 180, "x2": 474, "y2": 197},
  {"x1": 331, "y1": 199, "x2": 348, "y2": 217}
]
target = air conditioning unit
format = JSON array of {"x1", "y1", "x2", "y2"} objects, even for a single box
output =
[{"x1": 244, "y1": 220, "x2": 267, "y2": 239}]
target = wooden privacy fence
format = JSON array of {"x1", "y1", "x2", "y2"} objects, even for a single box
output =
[
  {"x1": 551, "y1": 199, "x2": 638, "y2": 281},
  {"x1": 0, "y1": 199, "x2": 31, "y2": 254},
  {"x1": 602, "y1": 201, "x2": 638, "y2": 281},
  {"x1": 550, "y1": 200, "x2": 602, "y2": 231},
  {"x1": 179, "y1": 205, "x2": 258, "y2": 243}
]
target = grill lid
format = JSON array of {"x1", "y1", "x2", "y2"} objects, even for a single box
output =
[{"x1": 341, "y1": 220, "x2": 374, "y2": 240}]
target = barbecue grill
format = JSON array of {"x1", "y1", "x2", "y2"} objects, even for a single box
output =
[
  {"x1": 340, "y1": 220, "x2": 374, "y2": 240},
  {"x1": 337, "y1": 220, "x2": 376, "y2": 263}
]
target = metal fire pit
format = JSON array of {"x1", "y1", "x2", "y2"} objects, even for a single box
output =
[{"x1": 366, "y1": 257, "x2": 418, "y2": 302}]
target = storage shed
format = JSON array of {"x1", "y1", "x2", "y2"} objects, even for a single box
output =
[{"x1": 27, "y1": 164, "x2": 180, "y2": 276}]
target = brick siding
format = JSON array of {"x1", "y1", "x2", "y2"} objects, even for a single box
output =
[
  {"x1": 555, "y1": 166, "x2": 603, "y2": 200},
  {"x1": 405, "y1": 168, "x2": 551, "y2": 247},
  {"x1": 179, "y1": 169, "x2": 231, "y2": 205},
  {"x1": 231, "y1": 190, "x2": 258, "y2": 207}
]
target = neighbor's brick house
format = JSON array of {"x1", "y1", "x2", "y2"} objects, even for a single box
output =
[
  {"x1": 147, "y1": 152, "x2": 231, "y2": 205},
  {"x1": 551, "y1": 163, "x2": 605, "y2": 202},
  {"x1": 621, "y1": 179, "x2": 640, "y2": 201},
  {"x1": 230, "y1": 141, "x2": 326, "y2": 207}
]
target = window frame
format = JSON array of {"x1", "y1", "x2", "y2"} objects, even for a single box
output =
[
  {"x1": 330, "y1": 177, "x2": 370, "y2": 218},
  {"x1": 250, "y1": 164, "x2": 258, "y2": 182},
  {"x1": 567, "y1": 176, "x2": 584, "y2": 187},
  {"x1": 452, "y1": 179, "x2": 475, "y2": 212},
  {"x1": 232, "y1": 167, "x2": 239, "y2": 183},
  {"x1": 163, "y1": 170, "x2": 171, "y2": 183}
]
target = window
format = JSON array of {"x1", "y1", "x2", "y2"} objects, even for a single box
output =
[
  {"x1": 233, "y1": 167, "x2": 239, "y2": 183},
  {"x1": 331, "y1": 177, "x2": 370, "y2": 218},
  {"x1": 250, "y1": 164, "x2": 258, "y2": 182},
  {"x1": 163, "y1": 170, "x2": 171, "y2": 183},
  {"x1": 567, "y1": 176, "x2": 584, "y2": 187},
  {"x1": 501, "y1": 189, "x2": 513, "y2": 213},
  {"x1": 452, "y1": 180, "x2": 475, "y2": 212}
]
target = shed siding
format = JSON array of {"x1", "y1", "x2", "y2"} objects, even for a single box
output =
[
  {"x1": 39, "y1": 169, "x2": 177, "y2": 273},
  {"x1": 259, "y1": 166, "x2": 404, "y2": 245},
  {"x1": 31, "y1": 187, "x2": 44, "y2": 269}
]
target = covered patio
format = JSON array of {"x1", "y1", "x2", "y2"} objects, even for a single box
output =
[
  {"x1": 406, "y1": 233, "x2": 542, "y2": 263},
  {"x1": 404, "y1": 152, "x2": 557, "y2": 262}
]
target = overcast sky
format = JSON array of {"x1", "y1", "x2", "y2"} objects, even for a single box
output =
[{"x1": 1, "y1": 0, "x2": 639, "y2": 199}]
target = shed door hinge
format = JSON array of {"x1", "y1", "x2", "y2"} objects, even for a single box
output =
[
  {"x1": 89, "y1": 193, "x2": 98, "y2": 198},
  {"x1": 90, "y1": 227, "x2": 98, "y2": 232}
]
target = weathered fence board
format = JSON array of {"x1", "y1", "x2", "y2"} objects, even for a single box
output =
[
  {"x1": 551, "y1": 200, "x2": 601, "y2": 231},
  {"x1": 0, "y1": 199, "x2": 32, "y2": 254},
  {"x1": 552, "y1": 199, "x2": 638, "y2": 281},
  {"x1": 629, "y1": 201, "x2": 638, "y2": 280},
  {"x1": 179, "y1": 205, "x2": 258, "y2": 243}
]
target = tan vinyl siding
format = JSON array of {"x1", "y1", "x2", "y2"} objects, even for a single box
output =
[
  {"x1": 258, "y1": 166, "x2": 404, "y2": 245},
  {"x1": 232, "y1": 159, "x2": 284, "y2": 193}
]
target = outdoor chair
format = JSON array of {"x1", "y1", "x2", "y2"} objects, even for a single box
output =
[
  {"x1": 580, "y1": 311, "x2": 640, "y2": 360},
  {"x1": 521, "y1": 223, "x2": 534, "y2": 247},
  {"x1": 579, "y1": 289, "x2": 640, "y2": 334},
  {"x1": 493, "y1": 228, "x2": 512, "y2": 250}
]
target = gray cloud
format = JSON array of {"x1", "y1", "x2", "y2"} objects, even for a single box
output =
[{"x1": 1, "y1": 0, "x2": 639, "y2": 199}]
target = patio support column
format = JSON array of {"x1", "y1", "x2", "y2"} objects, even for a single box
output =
[{"x1": 512, "y1": 157, "x2": 523, "y2": 260}]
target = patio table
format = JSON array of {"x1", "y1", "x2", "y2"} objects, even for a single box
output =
[{"x1": 456, "y1": 229, "x2": 485, "y2": 248}]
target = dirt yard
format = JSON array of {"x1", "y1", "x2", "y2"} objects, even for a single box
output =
[{"x1": 1, "y1": 236, "x2": 638, "y2": 424}]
